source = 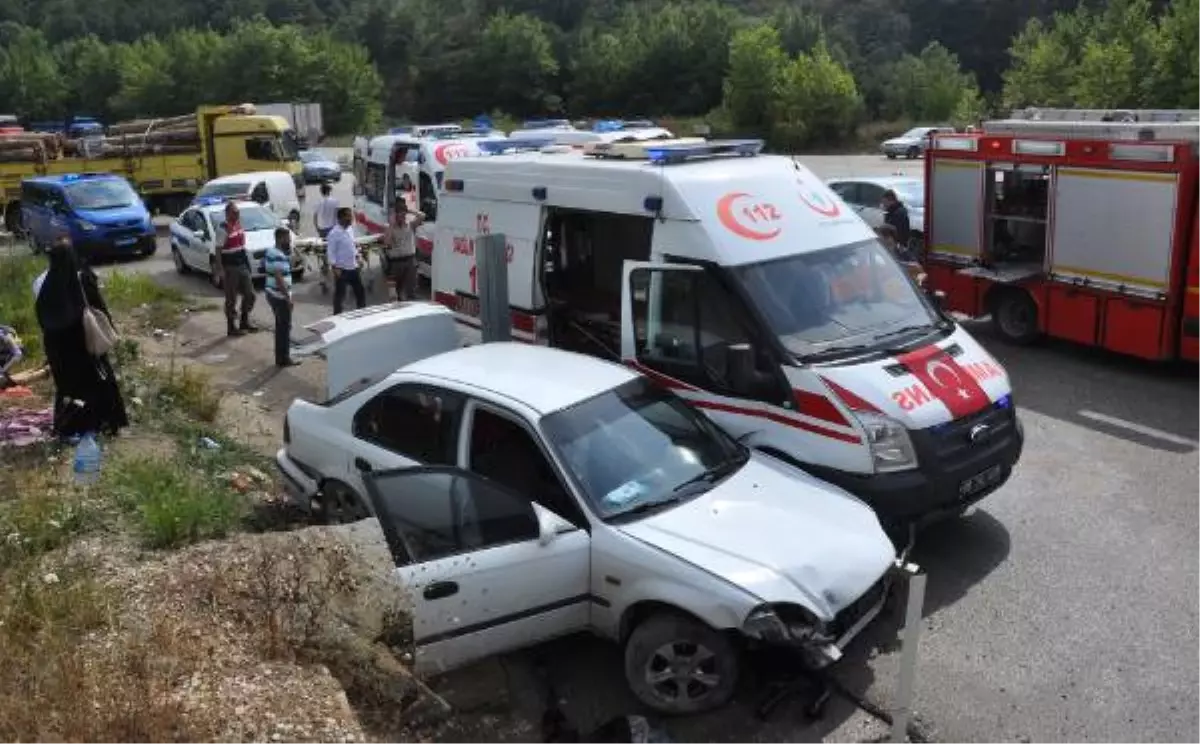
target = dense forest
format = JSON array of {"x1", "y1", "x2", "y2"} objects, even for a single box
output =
[{"x1": 0, "y1": 0, "x2": 1194, "y2": 146}]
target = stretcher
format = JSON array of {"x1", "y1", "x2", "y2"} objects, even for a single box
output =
[{"x1": 294, "y1": 234, "x2": 386, "y2": 295}]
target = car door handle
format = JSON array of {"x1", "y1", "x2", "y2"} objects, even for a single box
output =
[
  {"x1": 354, "y1": 457, "x2": 373, "y2": 473},
  {"x1": 423, "y1": 581, "x2": 458, "y2": 600}
]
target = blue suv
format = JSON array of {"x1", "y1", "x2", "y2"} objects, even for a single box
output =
[{"x1": 20, "y1": 174, "x2": 156, "y2": 257}]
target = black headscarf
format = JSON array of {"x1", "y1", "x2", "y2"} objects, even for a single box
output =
[{"x1": 35, "y1": 240, "x2": 87, "y2": 333}]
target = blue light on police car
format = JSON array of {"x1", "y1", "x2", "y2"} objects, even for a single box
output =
[
  {"x1": 532, "y1": 186, "x2": 548, "y2": 201},
  {"x1": 643, "y1": 195, "x2": 663, "y2": 212},
  {"x1": 994, "y1": 394, "x2": 1012, "y2": 410}
]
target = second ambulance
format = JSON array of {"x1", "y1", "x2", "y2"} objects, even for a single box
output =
[{"x1": 431, "y1": 139, "x2": 1024, "y2": 524}]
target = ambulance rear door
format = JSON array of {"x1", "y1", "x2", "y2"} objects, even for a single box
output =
[{"x1": 433, "y1": 196, "x2": 543, "y2": 341}]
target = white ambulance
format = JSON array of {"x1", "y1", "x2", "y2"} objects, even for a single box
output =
[
  {"x1": 431, "y1": 139, "x2": 1025, "y2": 525},
  {"x1": 351, "y1": 130, "x2": 509, "y2": 274}
]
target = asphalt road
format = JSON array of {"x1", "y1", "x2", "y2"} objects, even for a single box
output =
[{"x1": 93, "y1": 153, "x2": 1197, "y2": 741}]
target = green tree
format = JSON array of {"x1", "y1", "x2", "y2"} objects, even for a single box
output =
[
  {"x1": 1069, "y1": 39, "x2": 1137, "y2": 108},
  {"x1": 881, "y1": 42, "x2": 981, "y2": 122},
  {"x1": 55, "y1": 35, "x2": 123, "y2": 121},
  {"x1": 0, "y1": 24, "x2": 66, "y2": 120},
  {"x1": 1001, "y1": 18, "x2": 1076, "y2": 108},
  {"x1": 109, "y1": 36, "x2": 180, "y2": 118},
  {"x1": 721, "y1": 24, "x2": 788, "y2": 131},
  {"x1": 771, "y1": 41, "x2": 862, "y2": 150},
  {"x1": 475, "y1": 12, "x2": 560, "y2": 115},
  {"x1": 1147, "y1": 0, "x2": 1199, "y2": 108}
]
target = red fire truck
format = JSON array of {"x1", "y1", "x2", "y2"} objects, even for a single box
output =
[{"x1": 922, "y1": 108, "x2": 1199, "y2": 362}]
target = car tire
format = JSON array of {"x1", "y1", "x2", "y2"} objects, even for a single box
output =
[
  {"x1": 318, "y1": 480, "x2": 370, "y2": 525},
  {"x1": 991, "y1": 288, "x2": 1040, "y2": 345},
  {"x1": 906, "y1": 146, "x2": 920, "y2": 159},
  {"x1": 623, "y1": 613, "x2": 739, "y2": 715},
  {"x1": 173, "y1": 246, "x2": 191, "y2": 274},
  {"x1": 885, "y1": 153, "x2": 897, "y2": 160},
  {"x1": 209, "y1": 256, "x2": 223, "y2": 289}
]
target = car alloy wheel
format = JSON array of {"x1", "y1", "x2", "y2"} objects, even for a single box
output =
[
  {"x1": 624, "y1": 613, "x2": 738, "y2": 714},
  {"x1": 319, "y1": 481, "x2": 370, "y2": 524}
]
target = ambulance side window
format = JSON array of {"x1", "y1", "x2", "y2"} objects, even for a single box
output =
[{"x1": 629, "y1": 267, "x2": 781, "y2": 402}]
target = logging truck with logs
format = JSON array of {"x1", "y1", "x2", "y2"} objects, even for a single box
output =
[{"x1": 0, "y1": 104, "x2": 305, "y2": 234}]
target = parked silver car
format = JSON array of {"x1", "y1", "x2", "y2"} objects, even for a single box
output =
[{"x1": 880, "y1": 126, "x2": 955, "y2": 159}]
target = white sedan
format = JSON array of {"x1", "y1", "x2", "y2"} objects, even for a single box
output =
[
  {"x1": 168, "y1": 199, "x2": 304, "y2": 288},
  {"x1": 276, "y1": 304, "x2": 897, "y2": 715},
  {"x1": 826, "y1": 175, "x2": 926, "y2": 248}
]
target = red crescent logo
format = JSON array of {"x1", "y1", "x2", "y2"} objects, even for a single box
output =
[
  {"x1": 798, "y1": 181, "x2": 842, "y2": 217},
  {"x1": 434, "y1": 143, "x2": 469, "y2": 166},
  {"x1": 716, "y1": 192, "x2": 783, "y2": 241}
]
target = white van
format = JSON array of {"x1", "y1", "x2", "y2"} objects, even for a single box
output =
[
  {"x1": 194, "y1": 171, "x2": 302, "y2": 228},
  {"x1": 432, "y1": 139, "x2": 1025, "y2": 525},
  {"x1": 351, "y1": 131, "x2": 508, "y2": 276}
]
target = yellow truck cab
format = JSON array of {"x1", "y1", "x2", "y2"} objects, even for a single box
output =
[{"x1": 1, "y1": 104, "x2": 303, "y2": 231}]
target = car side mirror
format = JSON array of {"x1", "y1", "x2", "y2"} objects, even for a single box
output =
[
  {"x1": 725, "y1": 342, "x2": 756, "y2": 392},
  {"x1": 193, "y1": 230, "x2": 206, "y2": 241},
  {"x1": 532, "y1": 503, "x2": 575, "y2": 546}
]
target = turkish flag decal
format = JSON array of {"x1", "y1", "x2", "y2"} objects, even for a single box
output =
[{"x1": 897, "y1": 345, "x2": 991, "y2": 419}]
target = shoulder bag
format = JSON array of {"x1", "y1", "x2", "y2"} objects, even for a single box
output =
[{"x1": 78, "y1": 272, "x2": 119, "y2": 357}]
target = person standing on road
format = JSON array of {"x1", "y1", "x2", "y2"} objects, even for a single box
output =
[
  {"x1": 881, "y1": 189, "x2": 912, "y2": 248},
  {"x1": 219, "y1": 202, "x2": 258, "y2": 337},
  {"x1": 264, "y1": 227, "x2": 300, "y2": 368},
  {"x1": 386, "y1": 195, "x2": 424, "y2": 301},
  {"x1": 314, "y1": 183, "x2": 338, "y2": 239},
  {"x1": 327, "y1": 207, "x2": 365, "y2": 314}
]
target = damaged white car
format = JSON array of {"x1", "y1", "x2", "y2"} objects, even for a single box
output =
[{"x1": 277, "y1": 305, "x2": 898, "y2": 714}]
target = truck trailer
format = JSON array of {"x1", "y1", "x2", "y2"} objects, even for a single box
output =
[{"x1": 0, "y1": 104, "x2": 304, "y2": 232}]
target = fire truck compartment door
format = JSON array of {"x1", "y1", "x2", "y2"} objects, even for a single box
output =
[
  {"x1": 1049, "y1": 168, "x2": 1178, "y2": 297},
  {"x1": 929, "y1": 160, "x2": 985, "y2": 262}
]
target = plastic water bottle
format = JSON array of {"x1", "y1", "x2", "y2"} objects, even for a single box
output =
[{"x1": 73, "y1": 433, "x2": 102, "y2": 487}]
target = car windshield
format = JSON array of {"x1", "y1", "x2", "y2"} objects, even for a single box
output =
[
  {"x1": 890, "y1": 180, "x2": 925, "y2": 208},
  {"x1": 540, "y1": 378, "x2": 747, "y2": 521},
  {"x1": 198, "y1": 182, "x2": 251, "y2": 199},
  {"x1": 300, "y1": 150, "x2": 326, "y2": 163},
  {"x1": 900, "y1": 127, "x2": 932, "y2": 139},
  {"x1": 64, "y1": 180, "x2": 138, "y2": 210},
  {"x1": 210, "y1": 205, "x2": 278, "y2": 232},
  {"x1": 732, "y1": 239, "x2": 940, "y2": 360}
]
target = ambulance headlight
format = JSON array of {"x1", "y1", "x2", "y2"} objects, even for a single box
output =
[{"x1": 856, "y1": 412, "x2": 917, "y2": 472}]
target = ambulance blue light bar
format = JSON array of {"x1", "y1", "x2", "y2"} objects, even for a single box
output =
[
  {"x1": 645, "y1": 139, "x2": 765, "y2": 164},
  {"x1": 388, "y1": 126, "x2": 413, "y2": 135},
  {"x1": 477, "y1": 138, "x2": 555, "y2": 154}
]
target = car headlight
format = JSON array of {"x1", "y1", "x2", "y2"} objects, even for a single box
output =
[
  {"x1": 856, "y1": 411, "x2": 918, "y2": 472},
  {"x1": 77, "y1": 219, "x2": 96, "y2": 231},
  {"x1": 743, "y1": 604, "x2": 831, "y2": 645}
]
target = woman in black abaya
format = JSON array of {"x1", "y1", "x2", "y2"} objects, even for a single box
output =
[{"x1": 34, "y1": 238, "x2": 129, "y2": 437}]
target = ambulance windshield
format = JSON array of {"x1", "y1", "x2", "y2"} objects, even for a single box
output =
[{"x1": 732, "y1": 238, "x2": 940, "y2": 360}]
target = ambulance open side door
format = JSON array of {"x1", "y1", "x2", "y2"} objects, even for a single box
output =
[{"x1": 618, "y1": 261, "x2": 793, "y2": 442}]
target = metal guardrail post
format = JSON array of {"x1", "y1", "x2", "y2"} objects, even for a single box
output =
[
  {"x1": 891, "y1": 562, "x2": 927, "y2": 743},
  {"x1": 476, "y1": 232, "x2": 511, "y2": 343}
]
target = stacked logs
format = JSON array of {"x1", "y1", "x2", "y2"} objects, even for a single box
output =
[{"x1": 0, "y1": 105, "x2": 258, "y2": 163}]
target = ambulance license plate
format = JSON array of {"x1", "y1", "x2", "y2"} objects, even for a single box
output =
[{"x1": 958, "y1": 464, "x2": 1003, "y2": 498}]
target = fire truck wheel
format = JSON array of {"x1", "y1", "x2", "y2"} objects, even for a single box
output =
[{"x1": 991, "y1": 288, "x2": 1040, "y2": 345}]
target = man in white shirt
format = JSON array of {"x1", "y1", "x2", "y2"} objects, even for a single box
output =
[
  {"x1": 326, "y1": 207, "x2": 365, "y2": 314},
  {"x1": 313, "y1": 183, "x2": 339, "y2": 239}
]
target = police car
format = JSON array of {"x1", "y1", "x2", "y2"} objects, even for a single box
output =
[{"x1": 168, "y1": 197, "x2": 304, "y2": 288}]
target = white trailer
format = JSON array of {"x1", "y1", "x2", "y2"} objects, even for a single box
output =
[{"x1": 256, "y1": 102, "x2": 324, "y2": 146}]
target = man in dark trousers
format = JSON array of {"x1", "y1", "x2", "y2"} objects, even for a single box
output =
[
  {"x1": 219, "y1": 202, "x2": 259, "y2": 336},
  {"x1": 326, "y1": 207, "x2": 366, "y2": 314},
  {"x1": 881, "y1": 189, "x2": 912, "y2": 248}
]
